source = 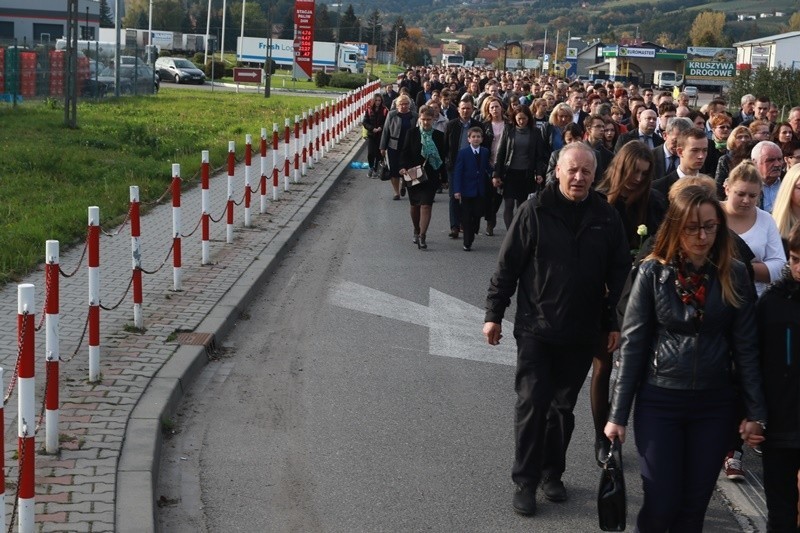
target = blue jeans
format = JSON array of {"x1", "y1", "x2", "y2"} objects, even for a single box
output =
[{"x1": 633, "y1": 383, "x2": 736, "y2": 533}]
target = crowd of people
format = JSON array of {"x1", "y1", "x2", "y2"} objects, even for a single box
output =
[{"x1": 363, "y1": 65, "x2": 800, "y2": 531}]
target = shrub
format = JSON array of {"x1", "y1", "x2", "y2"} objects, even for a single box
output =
[
  {"x1": 314, "y1": 70, "x2": 331, "y2": 87},
  {"x1": 203, "y1": 60, "x2": 226, "y2": 80},
  {"x1": 329, "y1": 72, "x2": 369, "y2": 89}
]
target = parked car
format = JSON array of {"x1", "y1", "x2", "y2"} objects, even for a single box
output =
[
  {"x1": 155, "y1": 57, "x2": 206, "y2": 84},
  {"x1": 683, "y1": 85, "x2": 698, "y2": 98},
  {"x1": 96, "y1": 64, "x2": 160, "y2": 95}
]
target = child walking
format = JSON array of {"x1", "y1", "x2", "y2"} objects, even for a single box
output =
[{"x1": 453, "y1": 127, "x2": 492, "y2": 251}]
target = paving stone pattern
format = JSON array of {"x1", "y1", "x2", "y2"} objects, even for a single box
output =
[{"x1": 0, "y1": 128, "x2": 362, "y2": 531}]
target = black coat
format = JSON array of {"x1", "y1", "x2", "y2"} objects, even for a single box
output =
[
  {"x1": 399, "y1": 127, "x2": 446, "y2": 186},
  {"x1": 757, "y1": 268, "x2": 800, "y2": 447},
  {"x1": 485, "y1": 184, "x2": 630, "y2": 341},
  {"x1": 650, "y1": 170, "x2": 679, "y2": 199},
  {"x1": 493, "y1": 126, "x2": 548, "y2": 179},
  {"x1": 609, "y1": 259, "x2": 767, "y2": 427}
]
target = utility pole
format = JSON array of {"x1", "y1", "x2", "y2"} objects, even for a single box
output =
[
  {"x1": 65, "y1": 0, "x2": 78, "y2": 128},
  {"x1": 221, "y1": 0, "x2": 227, "y2": 64},
  {"x1": 147, "y1": 0, "x2": 153, "y2": 64},
  {"x1": 204, "y1": 0, "x2": 212, "y2": 64},
  {"x1": 264, "y1": 0, "x2": 271, "y2": 98}
]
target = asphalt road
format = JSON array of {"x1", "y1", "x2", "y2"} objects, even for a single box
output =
[{"x1": 156, "y1": 150, "x2": 751, "y2": 532}]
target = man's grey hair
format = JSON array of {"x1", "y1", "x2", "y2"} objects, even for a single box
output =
[
  {"x1": 559, "y1": 141, "x2": 598, "y2": 173},
  {"x1": 751, "y1": 140, "x2": 781, "y2": 162},
  {"x1": 665, "y1": 117, "x2": 694, "y2": 136},
  {"x1": 740, "y1": 93, "x2": 755, "y2": 105}
]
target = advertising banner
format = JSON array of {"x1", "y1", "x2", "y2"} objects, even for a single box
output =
[
  {"x1": 293, "y1": 0, "x2": 315, "y2": 80},
  {"x1": 685, "y1": 47, "x2": 736, "y2": 84}
]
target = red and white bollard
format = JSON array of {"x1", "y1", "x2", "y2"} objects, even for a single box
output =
[
  {"x1": 314, "y1": 106, "x2": 321, "y2": 163},
  {"x1": 130, "y1": 187, "x2": 143, "y2": 329},
  {"x1": 293, "y1": 115, "x2": 301, "y2": 183},
  {"x1": 226, "y1": 141, "x2": 235, "y2": 243},
  {"x1": 0, "y1": 367, "x2": 4, "y2": 532},
  {"x1": 244, "y1": 134, "x2": 253, "y2": 227},
  {"x1": 321, "y1": 102, "x2": 329, "y2": 155},
  {"x1": 201, "y1": 150, "x2": 211, "y2": 265},
  {"x1": 45, "y1": 240, "x2": 59, "y2": 455},
  {"x1": 172, "y1": 164, "x2": 182, "y2": 290},
  {"x1": 283, "y1": 118, "x2": 291, "y2": 191},
  {"x1": 17, "y1": 282, "x2": 35, "y2": 533},
  {"x1": 272, "y1": 123, "x2": 279, "y2": 201},
  {"x1": 302, "y1": 111, "x2": 310, "y2": 174},
  {"x1": 88, "y1": 206, "x2": 100, "y2": 383},
  {"x1": 307, "y1": 108, "x2": 315, "y2": 169},
  {"x1": 260, "y1": 128, "x2": 268, "y2": 214}
]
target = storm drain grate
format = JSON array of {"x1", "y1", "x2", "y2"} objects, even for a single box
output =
[{"x1": 175, "y1": 332, "x2": 215, "y2": 348}]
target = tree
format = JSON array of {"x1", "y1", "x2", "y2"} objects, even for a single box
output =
[
  {"x1": 388, "y1": 17, "x2": 409, "y2": 52},
  {"x1": 338, "y1": 4, "x2": 361, "y2": 43},
  {"x1": 689, "y1": 11, "x2": 726, "y2": 46},
  {"x1": 787, "y1": 11, "x2": 800, "y2": 31},
  {"x1": 229, "y1": 2, "x2": 268, "y2": 36},
  {"x1": 315, "y1": 3, "x2": 334, "y2": 42},
  {"x1": 99, "y1": 0, "x2": 114, "y2": 28},
  {"x1": 364, "y1": 10, "x2": 383, "y2": 50},
  {"x1": 396, "y1": 38, "x2": 423, "y2": 66}
]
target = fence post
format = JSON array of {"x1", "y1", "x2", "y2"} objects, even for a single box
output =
[
  {"x1": 293, "y1": 115, "x2": 300, "y2": 183},
  {"x1": 45, "y1": 241, "x2": 60, "y2": 455},
  {"x1": 130, "y1": 187, "x2": 143, "y2": 329},
  {"x1": 283, "y1": 118, "x2": 291, "y2": 192},
  {"x1": 201, "y1": 151, "x2": 211, "y2": 265},
  {"x1": 244, "y1": 134, "x2": 253, "y2": 227},
  {"x1": 307, "y1": 108, "x2": 315, "y2": 169},
  {"x1": 17, "y1": 283, "x2": 35, "y2": 533},
  {"x1": 260, "y1": 128, "x2": 268, "y2": 214},
  {"x1": 226, "y1": 141, "x2": 235, "y2": 244},
  {"x1": 172, "y1": 164, "x2": 182, "y2": 290},
  {"x1": 302, "y1": 111, "x2": 309, "y2": 175},
  {"x1": 88, "y1": 206, "x2": 100, "y2": 382},
  {"x1": 272, "y1": 123, "x2": 279, "y2": 201}
]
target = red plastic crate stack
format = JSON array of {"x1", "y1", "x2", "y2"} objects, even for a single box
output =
[
  {"x1": 77, "y1": 55, "x2": 89, "y2": 90},
  {"x1": 19, "y1": 51, "x2": 36, "y2": 97},
  {"x1": 49, "y1": 49, "x2": 65, "y2": 96}
]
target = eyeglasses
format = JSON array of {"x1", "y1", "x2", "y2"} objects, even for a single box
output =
[
  {"x1": 715, "y1": 125, "x2": 731, "y2": 130},
  {"x1": 683, "y1": 222, "x2": 719, "y2": 236}
]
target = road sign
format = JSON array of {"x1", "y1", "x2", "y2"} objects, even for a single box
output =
[{"x1": 233, "y1": 68, "x2": 262, "y2": 83}]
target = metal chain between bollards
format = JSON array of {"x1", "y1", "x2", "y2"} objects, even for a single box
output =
[
  {"x1": 139, "y1": 240, "x2": 176, "y2": 275},
  {"x1": 7, "y1": 423, "x2": 27, "y2": 533},
  {"x1": 99, "y1": 203, "x2": 133, "y2": 237},
  {"x1": 58, "y1": 236, "x2": 88, "y2": 278},
  {"x1": 3, "y1": 311, "x2": 26, "y2": 406},
  {"x1": 34, "y1": 269, "x2": 54, "y2": 332},
  {"x1": 208, "y1": 202, "x2": 229, "y2": 224},
  {"x1": 98, "y1": 273, "x2": 134, "y2": 311},
  {"x1": 60, "y1": 311, "x2": 89, "y2": 364},
  {"x1": 35, "y1": 361, "x2": 52, "y2": 435},
  {"x1": 180, "y1": 215, "x2": 203, "y2": 239}
]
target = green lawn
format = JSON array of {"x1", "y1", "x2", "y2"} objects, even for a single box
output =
[{"x1": 0, "y1": 88, "x2": 330, "y2": 284}]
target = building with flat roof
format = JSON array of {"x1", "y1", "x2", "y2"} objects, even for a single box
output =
[
  {"x1": 0, "y1": 0, "x2": 100, "y2": 45},
  {"x1": 733, "y1": 31, "x2": 800, "y2": 70}
]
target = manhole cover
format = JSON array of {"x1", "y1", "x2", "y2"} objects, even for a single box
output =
[{"x1": 175, "y1": 332, "x2": 215, "y2": 347}]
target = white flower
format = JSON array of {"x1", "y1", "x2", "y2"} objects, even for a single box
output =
[{"x1": 637, "y1": 224, "x2": 648, "y2": 237}]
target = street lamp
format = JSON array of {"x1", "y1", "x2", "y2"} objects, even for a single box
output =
[{"x1": 331, "y1": 3, "x2": 342, "y2": 71}]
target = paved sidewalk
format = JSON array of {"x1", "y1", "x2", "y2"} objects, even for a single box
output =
[{"x1": 0, "y1": 127, "x2": 364, "y2": 531}]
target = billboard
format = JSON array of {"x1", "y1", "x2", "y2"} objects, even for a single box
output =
[
  {"x1": 293, "y1": 0, "x2": 315, "y2": 80},
  {"x1": 685, "y1": 47, "x2": 735, "y2": 85}
]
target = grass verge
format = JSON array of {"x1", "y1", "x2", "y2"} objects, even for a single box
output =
[{"x1": 0, "y1": 87, "x2": 330, "y2": 285}]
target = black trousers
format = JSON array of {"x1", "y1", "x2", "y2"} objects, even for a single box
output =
[
  {"x1": 633, "y1": 384, "x2": 736, "y2": 533},
  {"x1": 460, "y1": 196, "x2": 482, "y2": 247},
  {"x1": 367, "y1": 135, "x2": 381, "y2": 169},
  {"x1": 512, "y1": 334, "x2": 596, "y2": 487},
  {"x1": 763, "y1": 446, "x2": 800, "y2": 532}
]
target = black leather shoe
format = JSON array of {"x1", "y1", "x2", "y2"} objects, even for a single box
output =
[
  {"x1": 448, "y1": 229, "x2": 459, "y2": 239},
  {"x1": 419, "y1": 235, "x2": 427, "y2": 249},
  {"x1": 541, "y1": 477, "x2": 567, "y2": 502},
  {"x1": 463, "y1": 245, "x2": 471, "y2": 251},
  {"x1": 512, "y1": 485, "x2": 537, "y2": 516}
]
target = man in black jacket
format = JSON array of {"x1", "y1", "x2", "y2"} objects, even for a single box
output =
[{"x1": 483, "y1": 142, "x2": 630, "y2": 516}]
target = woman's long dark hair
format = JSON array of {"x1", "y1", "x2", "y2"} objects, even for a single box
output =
[{"x1": 599, "y1": 141, "x2": 655, "y2": 233}]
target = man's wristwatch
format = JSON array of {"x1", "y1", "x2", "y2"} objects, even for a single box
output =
[{"x1": 754, "y1": 420, "x2": 767, "y2": 432}]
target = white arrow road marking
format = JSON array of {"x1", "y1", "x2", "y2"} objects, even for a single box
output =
[{"x1": 329, "y1": 280, "x2": 516, "y2": 366}]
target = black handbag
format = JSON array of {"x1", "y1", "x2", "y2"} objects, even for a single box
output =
[{"x1": 597, "y1": 438, "x2": 626, "y2": 531}]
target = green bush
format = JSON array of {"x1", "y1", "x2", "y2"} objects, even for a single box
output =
[
  {"x1": 329, "y1": 72, "x2": 369, "y2": 89},
  {"x1": 314, "y1": 70, "x2": 331, "y2": 87},
  {"x1": 203, "y1": 60, "x2": 226, "y2": 80}
]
